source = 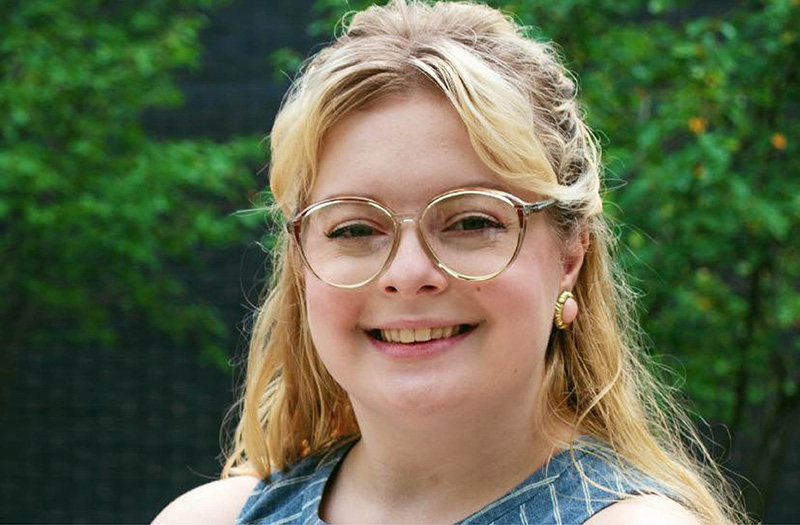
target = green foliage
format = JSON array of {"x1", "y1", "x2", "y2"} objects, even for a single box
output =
[
  {"x1": 301, "y1": 1, "x2": 800, "y2": 512},
  {"x1": 1, "y1": 0, "x2": 263, "y2": 367},
  {"x1": 298, "y1": 0, "x2": 800, "y2": 437},
  {"x1": 517, "y1": 0, "x2": 800, "y2": 434}
]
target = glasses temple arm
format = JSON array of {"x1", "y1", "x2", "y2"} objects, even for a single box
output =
[{"x1": 522, "y1": 199, "x2": 557, "y2": 216}]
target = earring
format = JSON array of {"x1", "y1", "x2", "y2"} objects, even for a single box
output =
[{"x1": 554, "y1": 290, "x2": 578, "y2": 329}]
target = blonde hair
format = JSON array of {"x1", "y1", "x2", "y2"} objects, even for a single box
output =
[{"x1": 222, "y1": 1, "x2": 747, "y2": 523}]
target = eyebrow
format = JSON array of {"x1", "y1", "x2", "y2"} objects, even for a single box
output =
[{"x1": 312, "y1": 180, "x2": 516, "y2": 203}]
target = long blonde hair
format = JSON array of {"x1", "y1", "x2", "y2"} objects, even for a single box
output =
[{"x1": 222, "y1": 1, "x2": 747, "y2": 523}]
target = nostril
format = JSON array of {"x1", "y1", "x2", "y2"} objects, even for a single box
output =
[{"x1": 378, "y1": 240, "x2": 449, "y2": 295}]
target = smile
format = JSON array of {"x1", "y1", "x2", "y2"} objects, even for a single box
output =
[{"x1": 368, "y1": 324, "x2": 477, "y2": 343}]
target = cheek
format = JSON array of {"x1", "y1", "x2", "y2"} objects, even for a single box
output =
[
  {"x1": 486, "y1": 253, "x2": 560, "y2": 348},
  {"x1": 488, "y1": 276, "x2": 552, "y2": 336},
  {"x1": 306, "y1": 276, "x2": 347, "y2": 334},
  {"x1": 304, "y1": 273, "x2": 364, "y2": 365}
]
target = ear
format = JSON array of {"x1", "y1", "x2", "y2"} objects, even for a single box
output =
[{"x1": 559, "y1": 226, "x2": 589, "y2": 291}]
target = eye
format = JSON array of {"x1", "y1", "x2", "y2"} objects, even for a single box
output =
[
  {"x1": 326, "y1": 222, "x2": 382, "y2": 239},
  {"x1": 444, "y1": 214, "x2": 506, "y2": 232}
]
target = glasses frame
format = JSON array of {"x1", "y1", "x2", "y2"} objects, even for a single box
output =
[{"x1": 287, "y1": 187, "x2": 556, "y2": 289}]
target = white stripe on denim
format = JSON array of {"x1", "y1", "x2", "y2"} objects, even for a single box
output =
[
  {"x1": 461, "y1": 476, "x2": 559, "y2": 523},
  {"x1": 299, "y1": 481, "x2": 325, "y2": 524},
  {"x1": 578, "y1": 459, "x2": 593, "y2": 515},
  {"x1": 315, "y1": 445, "x2": 344, "y2": 471},
  {"x1": 519, "y1": 503, "x2": 530, "y2": 525},
  {"x1": 307, "y1": 477, "x2": 327, "y2": 489},
  {"x1": 272, "y1": 511, "x2": 303, "y2": 525},
  {"x1": 302, "y1": 495, "x2": 321, "y2": 511},
  {"x1": 549, "y1": 483, "x2": 562, "y2": 525},
  {"x1": 257, "y1": 474, "x2": 313, "y2": 495},
  {"x1": 302, "y1": 511, "x2": 317, "y2": 525},
  {"x1": 614, "y1": 471, "x2": 624, "y2": 494}
]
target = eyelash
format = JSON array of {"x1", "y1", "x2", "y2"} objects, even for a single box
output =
[
  {"x1": 326, "y1": 222, "x2": 383, "y2": 239},
  {"x1": 443, "y1": 214, "x2": 506, "y2": 232}
]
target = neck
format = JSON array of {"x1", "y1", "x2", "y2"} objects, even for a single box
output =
[{"x1": 323, "y1": 396, "x2": 573, "y2": 524}]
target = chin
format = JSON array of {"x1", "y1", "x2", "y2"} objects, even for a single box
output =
[{"x1": 354, "y1": 372, "x2": 474, "y2": 420}]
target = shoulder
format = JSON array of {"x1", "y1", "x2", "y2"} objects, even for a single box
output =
[
  {"x1": 541, "y1": 439, "x2": 696, "y2": 525},
  {"x1": 584, "y1": 494, "x2": 700, "y2": 525},
  {"x1": 151, "y1": 476, "x2": 261, "y2": 525},
  {"x1": 235, "y1": 439, "x2": 357, "y2": 524}
]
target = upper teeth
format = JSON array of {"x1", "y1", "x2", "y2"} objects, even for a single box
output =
[{"x1": 379, "y1": 326, "x2": 461, "y2": 343}]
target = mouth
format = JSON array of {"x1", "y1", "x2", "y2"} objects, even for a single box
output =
[{"x1": 366, "y1": 324, "x2": 478, "y2": 344}]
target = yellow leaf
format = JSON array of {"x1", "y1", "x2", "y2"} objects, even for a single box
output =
[
  {"x1": 688, "y1": 117, "x2": 707, "y2": 134},
  {"x1": 771, "y1": 133, "x2": 787, "y2": 150}
]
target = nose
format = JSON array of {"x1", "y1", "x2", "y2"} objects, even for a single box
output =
[{"x1": 377, "y1": 219, "x2": 448, "y2": 297}]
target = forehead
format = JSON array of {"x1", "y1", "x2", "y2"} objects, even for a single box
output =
[{"x1": 309, "y1": 91, "x2": 526, "y2": 208}]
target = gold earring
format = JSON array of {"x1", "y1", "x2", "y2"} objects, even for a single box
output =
[{"x1": 554, "y1": 290, "x2": 575, "y2": 330}]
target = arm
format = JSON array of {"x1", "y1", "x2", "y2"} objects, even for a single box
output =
[
  {"x1": 584, "y1": 494, "x2": 700, "y2": 525},
  {"x1": 151, "y1": 476, "x2": 261, "y2": 525}
]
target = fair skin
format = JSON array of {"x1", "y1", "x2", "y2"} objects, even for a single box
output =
[
  {"x1": 151, "y1": 479, "x2": 695, "y2": 524},
  {"x1": 306, "y1": 90, "x2": 578, "y2": 524},
  {"x1": 152, "y1": 90, "x2": 698, "y2": 525},
  {"x1": 152, "y1": 475, "x2": 259, "y2": 524}
]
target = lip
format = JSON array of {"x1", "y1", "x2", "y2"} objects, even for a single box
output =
[
  {"x1": 364, "y1": 322, "x2": 480, "y2": 359},
  {"x1": 363, "y1": 319, "x2": 480, "y2": 330}
]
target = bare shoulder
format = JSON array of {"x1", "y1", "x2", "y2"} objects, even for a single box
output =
[
  {"x1": 584, "y1": 494, "x2": 700, "y2": 525},
  {"x1": 151, "y1": 475, "x2": 261, "y2": 525}
]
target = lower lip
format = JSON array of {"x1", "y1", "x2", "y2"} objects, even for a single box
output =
[{"x1": 366, "y1": 326, "x2": 478, "y2": 359}]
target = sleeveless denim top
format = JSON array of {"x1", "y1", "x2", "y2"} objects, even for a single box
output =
[{"x1": 236, "y1": 437, "x2": 661, "y2": 525}]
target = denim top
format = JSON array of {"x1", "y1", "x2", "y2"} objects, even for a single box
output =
[{"x1": 236, "y1": 437, "x2": 662, "y2": 525}]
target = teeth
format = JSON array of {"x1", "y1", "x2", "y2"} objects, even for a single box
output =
[{"x1": 378, "y1": 325, "x2": 467, "y2": 343}]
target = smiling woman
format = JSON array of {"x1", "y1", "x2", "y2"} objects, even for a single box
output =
[
  {"x1": 152, "y1": 1, "x2": 747, "y2": 524},
  {"x1": 301, "y1": 92, "x2": 571, "y2": 433}
]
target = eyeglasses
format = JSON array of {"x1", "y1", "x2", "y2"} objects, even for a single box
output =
[{"x1": 287, "y1": 187, "x2": 555, "y2": 289}]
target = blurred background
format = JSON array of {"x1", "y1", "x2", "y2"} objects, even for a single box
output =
[{"x1": 1, "y1": 0, "x2": 797, "y2": 522}]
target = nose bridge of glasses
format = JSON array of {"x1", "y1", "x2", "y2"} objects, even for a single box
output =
[
  {"x1": 388, "y1": 211, "x2": 437, "y2": 266},
  {"x1": 391, "y1": 212, "x2": 422, "y2": 237},
  {"x1": 395, "y1": 212, "x2": 417, "y2": 225}
]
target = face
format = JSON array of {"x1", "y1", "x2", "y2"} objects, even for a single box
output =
[{"x1": 303, "y1": 90, "x2": 583, "y2": 426}]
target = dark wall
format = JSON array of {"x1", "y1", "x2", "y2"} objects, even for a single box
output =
[
  {"x1": 0, "y1": 0, "x2": 312, "y2": 522},
  {"x1": 2, "y1": 0, "x2": 798, "y2": 523},
  {"x1": 144, "y1": 0, "x2": 317, "y2": 141}
]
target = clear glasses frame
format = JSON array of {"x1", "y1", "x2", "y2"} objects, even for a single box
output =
[{"x1": 287, "y1": 187, "x2": 556, "y2": 289}]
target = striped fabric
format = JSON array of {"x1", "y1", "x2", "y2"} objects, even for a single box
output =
[{"x1": 236, "y1": 437, "x2": 661, "y2": 524}]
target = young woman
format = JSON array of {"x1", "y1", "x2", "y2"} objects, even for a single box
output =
[{"x1": 154, "y1": 1, "x2": 746, "y2": 523}]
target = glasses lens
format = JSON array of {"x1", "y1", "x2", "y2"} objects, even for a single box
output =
[
  {"x1": 299, "y1": 200, "x2": 394, "y2": 287},
  {"x1": 420, "y1": 192, "x2": 522, "y2": 278}
]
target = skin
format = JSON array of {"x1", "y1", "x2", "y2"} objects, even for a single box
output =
[
  {"x1": 151, "y1": 476, "x2": 259, "y2": 524},
  {"x1": 304, "y1": 89, "x2": 585, "y2": 524},
  {"x1": 150, "y1": 89, "x2": 698, "y2": 525}
]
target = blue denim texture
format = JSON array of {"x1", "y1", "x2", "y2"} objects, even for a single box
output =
[{"x1": 236, "y1": 437, "x2": 659, "y2": 525}]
